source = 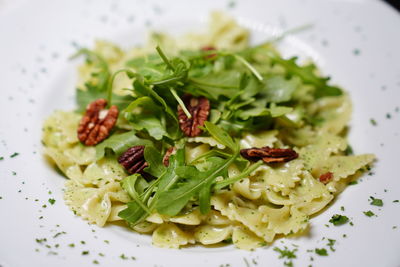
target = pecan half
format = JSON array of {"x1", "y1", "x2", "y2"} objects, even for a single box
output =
[
  {"x1": 240, "y1": 146, "x2": 298, "y2": 163},
  {"x1": 77, "y1": 99, "x2": 119, "y2": 146},
  {"x1": 162, "y1": 147, "x2": 176, "y2": 167},
  {"x1": 118, "y1": 145, "x2": 148, "y2": 174},
  {"x1": 319, "y1": 172, "x2": 333, "y2": 184},
  {"x1": 178, "y1": 94, "x2": 210, "y2": 137}
]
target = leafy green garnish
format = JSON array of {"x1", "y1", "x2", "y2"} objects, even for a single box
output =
[
  {"x1": 95, "y1": 131, "x2": 153, "y2": 160},
  {"x1": 329, "y1": 214, "x2": 349, "y2": 226},
  {"x1": 204, "y1": 121, "x2": 238, "y2": 151},
  {"x1": 327, "y1": 239, "x2": 336, "y2": 251},
  {"x1": 363, "y1": 210, "x2": 375, "y2": 217},
  {"x1": 123, "y1": 97, "x2": 170, "y2": 140},
  {"x1": 369, "y1": 196, "x2": 383, "y2": 207},
  {"x1": 315, "y1": 248, "x2": 328, "y2": 256},
  {"x1": 157, "y1": 156, "x2": 231, "y2": 215},
  {"x1": 143, "y1": 146, "x2": 166, "y2": 177},
  {"x1": 273, "y1": 246, "x2": 297, "y2": 259},
  {"x1": 73, "y1": 35, "x2": 347, "y2": 228},
  {"x1": 73, "y1": 49, "x2": 134, "y2": 111},
  {"x1": 118, "y1": 148, "x2": 186, "y2": 225},
  {"x1": 270, "y1": 55, "x2": 342, "y2": 98}
]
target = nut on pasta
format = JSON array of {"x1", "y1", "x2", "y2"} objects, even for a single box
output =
[
  {"x1": 118, "y1": 145, "x2": 148, "y2": 174},
  {"x1": 178, "y1": 94, "x2": 210, "y2": 137},
  {"x1": 77, "y1": 98, "x2": 118, "y2": 146},
  {"x1": 240, "y1": 146, "x2": 299, "y2": 163}
]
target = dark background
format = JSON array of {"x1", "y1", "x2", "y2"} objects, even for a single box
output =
[{"x1": 385, "y1": 0, "x2": 400, "y2": 11}]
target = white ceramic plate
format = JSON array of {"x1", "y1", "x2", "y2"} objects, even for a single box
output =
[{"x1": 1, "y1": 0, "x2": 400, "y2": 266}]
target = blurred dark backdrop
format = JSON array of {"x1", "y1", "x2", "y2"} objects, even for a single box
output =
[{"x1": 385, "y1": 0, "x2": 400, "y2": 11}]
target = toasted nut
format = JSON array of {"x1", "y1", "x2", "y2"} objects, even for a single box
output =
[
  {"x1": 77, "y1": 99, "x2": 118, "y2": 146},
  {"x1": 118, "y1": 145, "x2": 148, "y2": 174},
  {"x1": 162, "y1": 147, "x2": 177, "y2": 167},
  {"x1": 178, "y1": 94, "x2": 210, "y2": 137},
  {"x1": 319, "y1": 172, "x2": 334, "y2": 184},
  {"x1": 240, "y1": 146, "x2": 298, "y2": 163}
]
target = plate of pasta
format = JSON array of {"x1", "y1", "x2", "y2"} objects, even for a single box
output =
[{"x1": 1, "y1": 0, "x2": 400, "y2": 267}]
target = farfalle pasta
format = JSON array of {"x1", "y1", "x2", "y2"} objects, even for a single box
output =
[{"x1": 42, "y1": 12, "x2": 374, "y2": 250}]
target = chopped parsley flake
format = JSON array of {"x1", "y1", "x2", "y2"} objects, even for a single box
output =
[
  {"x1": 315, "y1": 248, "x2": 328, "y2": 256},
  {"x1": 120, "y1": 254, "x2": 128, "y2": 260},
  {"x1": 340, "y1": 206, "x2": 345, "y2": 211},
  {"x1": 10, "y1": 152, "x2": 19, "y2": 158},
  {"x1": 393, "y1": 200, "x2": 399, "y2": 203},
  {"x1": 363, "y1": 210, "x2": 375, "y2": 217},
  {"x1": 348, "y1": 180, "x2": 358, "y2": 185},
  {"x1": 329, "y1": 214, "x2": 349, "y2": 226},
  {"x1": 0, "y1": 156, "x2": 4, "y2": 160},
  {"x1": 80, "y1": 240, "x2": 86, "y2": 245},
  {"x1": 370, "y1": 196, "x2": 383, "y2": 206},
  {"x1": 327, "y1": 239, "x2": 336, "y2": 252},
  {"x1": 344, "y1": 145, "x2": 353, "y2": 155},
  {"x1": 93, "y1": 260, "x2": 99, "y2": 265},
  {"x1": 68, "y1": 243, "x2": 75, "y2": 248},
  {"x1": 82, "y1": 250, "x2": 89, "y2": 255},
  {"x1": 273, "y1": 246, "x2": 297, "y2": 259},
  {"x1": 53, "y1": 231, "x2": 66, "y2": 238},
  {"x1": 35, "y1": 238, "x2": 47, "y2": 244},
  {"x1": 370, "y1": 118, "x2": 377, "y2": 126},
  {"x1": 48, "y1": 198, "x2": 56, "y2": 205}
]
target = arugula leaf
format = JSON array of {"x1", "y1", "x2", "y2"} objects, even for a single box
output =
[
  {"x1": 271, "y1": 56, "x2": 342, "y2": 98},
  {"x1": 95, "y1": 131, "x2": 153, "y2": 160},
  {"x1": 143, "y1": 146, "x2": 166, "y2": 177},
  {"x1": 76, "y1": 89, "x2": 134, "y2": 112},
  {"x1": 73, "y1": 49, "x2": 134, "y2": 111},
  {"x1": 261, "y1": 76, "x2": 299, "y2": 103},
  {"x1": 132, "y1": 79, "x2": 181, "y2": 139},
  {"x1": 72, "y1": 48, "x2": 109, "y2": 91},
  {"x1": 125, "y1": 54, "x2": 165, "y2": 81},
  {"x1": 118, "y1": 187, "x2": 154, "y2": 225},
  {"x1": 156, "y1": 156, "x2": 236, "y2": 216},
  {"x1": 118, "y1": 174, "x2": 157, "y2": 224},
  {"x1": 118, "y1": 148, "x2": 185, "y2": 225},
  {"x1": 123, "y1": 96, "x2": 169, "y2": 140},
  {"x1": 204, "y1": 121, "x2": 238, "y2": 152},
  {"x1": 156, "y1": 148, "x2": 185, "y2": 191},
  {"x1": 121, "y1": 174, "x2": 152, "y2": 214},
  {"x1": 151, "y1": 49, "x2": 189, "y2": 87},
  {"x1": 188, "y1": 70, "x2": 241, "y2": 100}
]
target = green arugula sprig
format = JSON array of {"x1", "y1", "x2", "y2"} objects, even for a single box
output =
[
  {"x1": 72, "y1": 49, "x2": 135, "y2": 112},
  {"x1": 117, "y1": 122, "x2": 267, "y2": 224},
  {"x1": 73, "y1": 41, "x2": 345, "y2": 226}
]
